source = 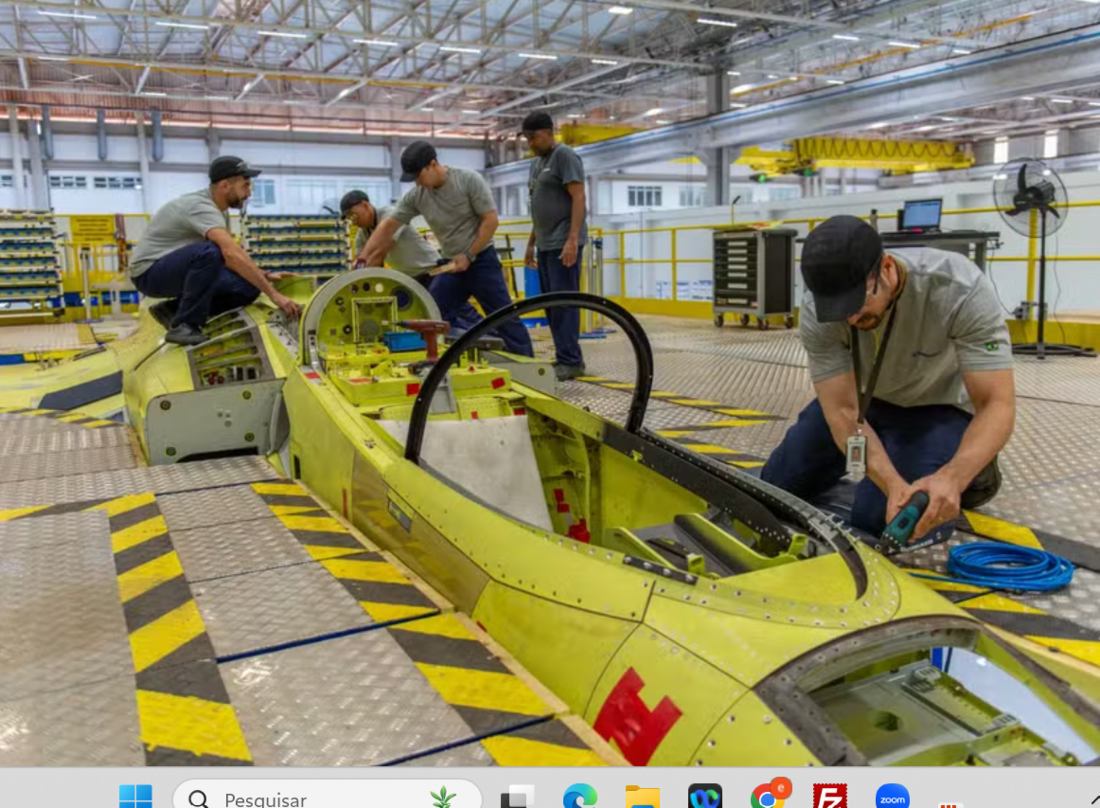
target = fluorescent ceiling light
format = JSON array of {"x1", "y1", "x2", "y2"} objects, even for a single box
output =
[
  {"x1": 888, "y1": 41, "x2": 921, "y2": 49},
  {"x1": 1051, "y1": 98, "x2": 1073, "y2": 104},
  {"x1": 767, "y1": 74, "x2": 778, "y2": 79},
  {"x1": 995, "y1": 136, "x2": 1008, "y2": 142},
  {"x1": 729, "y1": 102, "x2": 748, "y2": 108},
  {"x1": 788, "y1": 76, "x2": 799, "y2": 81},
  {"x1": 440, "y1": 45, "x2": 481, "y2": 53},
  {"x1": 461, "y1": 109, "x2": 480, "y2": 114},
  {"x1": 519, "y1": 52, "x2": 558, "y2": 60},
  {"x1": 826, "y1": 79, "x2": 845, "y2": 85},
  {"x1": 143, "y1": 91, "x2": 167, "y2": 96},
  {"x1": 354, "y1": 39, "x2": 397, "y2": 46},
  {"x1": 731, "y1": 83, "x2": 754, "y2": 93},
  {"x1": 156, "y1": 21, "x2": 208, "y2": 30},
  {"x1": 938, "y1": 116, "x2": 959, "y2": 122},
  {"x1": 993, "y1": 173, "x2": 1008, "y2": 180},
  {"x1": 952, "y1": 48, "x2": 972, "y2": 54},
  {"x1": 567, "y1": 113, "x2": 582, "y2": 118},
  {"x1": 867, "y1": 121, "x2": 889, "y2": 129},
  {"x1": 259, "y1": 30, "x2": 307, "y2": 38},
  {"x1": 1021, "y1": 96, "x2": 1035, "y2": 101},
  {"x1": 698, "y1": 18, "x2": 738, "y2": 27},
  {"x1": 608, "y1": 5, "x2": 633, "y2": 14},
  {"x1": 204, "y1": 95, "x2": 230, "y2": 101},
  {"x1": 655, "y1": 119, "x2": 671, "y2": 124},
  {"x1": 38, "y1": 10, "x2": 97, "y2": 19},
  {"x1": 36, "y1": 55, "x2": 70, "y2": 61},
  {"x1": 727, "y1": 71, "x2": 741, "y2": 76},
  {"x1": 334, "y1": 86, "x2": 357, "y2": 100},
  {"x1": 832, "y1": 34, "x2": 860, "y2": 41},
  {"x1": 643, "y1": 107, "x2": 663, "y2": 116},
  {"x1": 914, "y1": 125, "x2": 939, "y2": 131},
  {"x1": 592, "y1": 58, "x2": 620, "y2": 65},
  {"x1": 1089, "y1": 101, "x2": 1100, "y2": 107}
]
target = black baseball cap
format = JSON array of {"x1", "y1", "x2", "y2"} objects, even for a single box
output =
[
  {"x1": 521, "y1": 111, "x2": 554, "y2": 134},
  {"x1": 400, "y1": 140, "x2": 438, "y2": 182},
  {"x1": 340, "y1": 190, "x2": 370, "y2": 217},
  {"x1": 208, "y1": 155, "x2": 262, "y2": 184},
  {"x1": 801, "y1": 215, "x2": 884, "y2": 322}
]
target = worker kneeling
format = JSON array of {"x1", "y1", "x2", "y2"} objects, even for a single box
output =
[
  {"x1": 127, "y1": 156, "x2": 301, "y2": 346},
  {"x1": 760, "y1": 215, "x2": 1015, "y2": 546}
]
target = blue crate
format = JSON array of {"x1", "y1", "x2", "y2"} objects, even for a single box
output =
[{"x1": 383, "y1": 331, "x2": 426, "y2": 352}]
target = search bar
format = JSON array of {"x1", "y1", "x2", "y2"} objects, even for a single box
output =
[{"x1": 174, "y1": 780, "x2": 483, "y2": 808}]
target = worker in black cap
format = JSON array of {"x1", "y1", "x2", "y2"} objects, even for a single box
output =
[
  {"x1": 127, "y1": 155, "x2": 300, "y2": 345},
  {"x1": 760, "y1": 215, "x2": 1015, "y2": 545},
  {"x1": 521, "y1": 111, "x2": 589, "y2": 381},
  {"x1": 363, "y1": 140, "x2": 533, "y2": 356}
]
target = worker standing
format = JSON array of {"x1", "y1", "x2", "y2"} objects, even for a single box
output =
[
  {"x1": 521, "y1": 112, "x2": 588, "y2": 381},
  {"x1": 363, "y1": 141, "x2": 534, "y2": 357},
  {"x1": 341, "y1": 189, "x2": 481, "y2": 329},
  {"x1": 128, "y1": 155, "x2": 300, "y2": 345},
  {"x1": 760, "y1": 215, "x2": 1015, "y2": 545}
]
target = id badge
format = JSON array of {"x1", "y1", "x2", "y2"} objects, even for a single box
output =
[{"x1": 846, "y1": 434, "x2": 867, "y2": 481}]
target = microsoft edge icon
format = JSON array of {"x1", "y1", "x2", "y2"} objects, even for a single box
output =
[
  {"x1": 564, "y1": 785, "x2": 598, "y2": 808},
  {"x1": 876, "y1": 785, "x2": 910, "y2": 808}
]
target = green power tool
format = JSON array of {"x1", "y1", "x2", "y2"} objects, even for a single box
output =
[{"x1": 881, "y1": 491, "x2": 931, "y2": 550}]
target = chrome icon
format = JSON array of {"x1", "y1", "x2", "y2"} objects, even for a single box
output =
[
  {"x1": 750, "y1": 778, "x2": 792, "y2": 808},
  {"x1": 564, "y1": 784, "x2": 597, "y2": 808}
]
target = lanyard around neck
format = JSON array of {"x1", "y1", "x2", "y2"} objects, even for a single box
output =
[{"x1": 851, "y1": 301, "x2": 901, "y2": 426}]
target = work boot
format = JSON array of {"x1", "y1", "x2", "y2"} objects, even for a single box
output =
[
  {"x1": 960, "y1": 455, "x2": 1002, "y2": 510},
  {"x1": 164, "y1": 323, "x2": 208, "y2": 347},
  {"x1": 554, "y1": 363, "x2": 587, "y2": 382},
  {"x1": 149, "y1": 300, "x2": 178, "y2": 330}
]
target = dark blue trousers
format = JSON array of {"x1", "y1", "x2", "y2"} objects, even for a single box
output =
[
  {"x1": 431, "y1": 246, "x2": 533, "y2": 357},
  {"x1": 537, "y1": 246, "x2": 584, "y2": 368},
  {"x1": 761, "y1": 398, "x2": 972, "y2": 539},
  {"x1": 133, "y1": 241, "x2": 259, "y2": 328}
]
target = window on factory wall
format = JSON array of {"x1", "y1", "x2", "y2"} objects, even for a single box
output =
[
  {"x1": 628, "y1": 185, "x2": 663, "y2": 208},
  {"x1": 286, "y1": 178, "x2": 339, "y2": 213},
  {"x1": 49, "y1": 175, "x2": 88, "y2": 189},
  {"x1": 0, "y1": 176, "x2": 13, "y2": 188},
  {"x1": 678, "y1": 185, "x2": 706, "y2": 207},
  {"x1": 994, "y1": 138, "x2": 1009, "y2": 165},
  {"x1": 250, "y1": 178, "x2": 276, "y2": 208},
  {"x1": 1044, "y1": 130, "x2": 1059, "y2": 159},
  {"x1": 93, "y1": 176, "x2": 143, "y2": 190}
]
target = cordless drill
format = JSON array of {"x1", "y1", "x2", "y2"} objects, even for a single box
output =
[{"x1": 881, "y1": 491, "x2": 932, "y2": 550}]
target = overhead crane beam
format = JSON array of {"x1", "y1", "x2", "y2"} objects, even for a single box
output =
[{"x1": 737, "y1": 137, "x2": 974, "y2": 177}]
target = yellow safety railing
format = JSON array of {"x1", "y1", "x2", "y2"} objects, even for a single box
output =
[{"x1": 503, "y1": 200, "x2": 1100, "y2": 317}]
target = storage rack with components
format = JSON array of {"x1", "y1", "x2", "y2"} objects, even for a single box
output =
[
  {"x1": 242, "y1": 214, "x2": 351, "y2": 278},
  {"x1": 712, "y1": 226, "x2": 797, "y2": 330},
  {"x1": 0, "y1": 209, "x2": 64, "y2": 317}
]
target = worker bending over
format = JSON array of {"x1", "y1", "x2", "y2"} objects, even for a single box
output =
[
  {"x1": 761, "y1": 215, "x2": 1015, "y2": 544},
  {"x1": 363, "y1": 141, "x2": 533, "y2": 357},
  {"x1": 340, "y1": 189, "x2": 480, "y2": 330},
  {"x1": 522, "y1": 111, "x2": 589, "y2": 381},
  {"x1": 128, "y1": 156, "x2": 300, "y2": 346}
]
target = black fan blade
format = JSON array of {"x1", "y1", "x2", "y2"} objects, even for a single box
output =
[
  {"x1": 1017, "y1": 163, "x2": 1028, "y2": 194},
  {"x1": 1049, "y1": 206, "x2": 1061, "y2": 218}
]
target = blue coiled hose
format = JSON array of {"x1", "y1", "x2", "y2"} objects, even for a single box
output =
[{"x1": 912, "y1": 542, "x2": 1074, "y2": 592}]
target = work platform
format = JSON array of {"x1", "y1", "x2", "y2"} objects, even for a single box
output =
[
  {"x1": 547, "y1": 316, "x2": 1100, "y2": 671},
  {"x1": 0, "y1": 404, "x2": 615, "y2": 767}
]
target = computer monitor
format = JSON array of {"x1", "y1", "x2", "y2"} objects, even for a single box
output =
[{"x1": 901, "y1": 198, "x2": 943, "y2": 231}]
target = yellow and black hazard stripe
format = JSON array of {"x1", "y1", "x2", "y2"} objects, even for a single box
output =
[
  {"x1": 386, "y1": 613, "x2": 609, "y2": 766},
  {"x1": 903, "y1": 569, "x2": 1100, "y2": 669},
  {"x1": 577, "y1": 376, "x2": 786, "y2": 424},
  {"x1": 0, "y1": 405, "x2": 120, "y2": 429},
  {"x1": 659, "y1": 434, "x2": 767, "y2": 469},
  {"x1": 957, "y1": 509, "x2": 1100, "y2": 575},
  {"x1": 0, "y1": 491, "x2": 252, "y2": 764},
  {"x1": 251, "y1": 481, "x2": 440, "y2": 624},
  {"x1": 97, "y1": 493, "x2": 253, "y2": 765}
]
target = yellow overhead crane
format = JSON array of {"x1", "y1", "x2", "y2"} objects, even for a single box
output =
[{"x1": 737, "y1": 136, "x2": 974, "y2": 177}]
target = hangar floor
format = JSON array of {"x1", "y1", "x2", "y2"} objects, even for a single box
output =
[{"x1": 1, "y1": 313, "x2": 1099, "y2": 766}]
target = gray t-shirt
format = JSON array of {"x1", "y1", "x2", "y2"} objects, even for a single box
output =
[
  {"x1": 528, "y1": 144, "x2": 587, "y2": 251},
  {"x1": 800, "y1": 247, "x2": 1013, "y2": 413},
  {"x1": 355, "y1": 204, "x2": 440, "y2": 277},
  {"x1": 128, "y1": 188, "x2": 230, "y2": 278},
  {"x1": 391, "y1": 167, "x2": 494, "y2": 259}
]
